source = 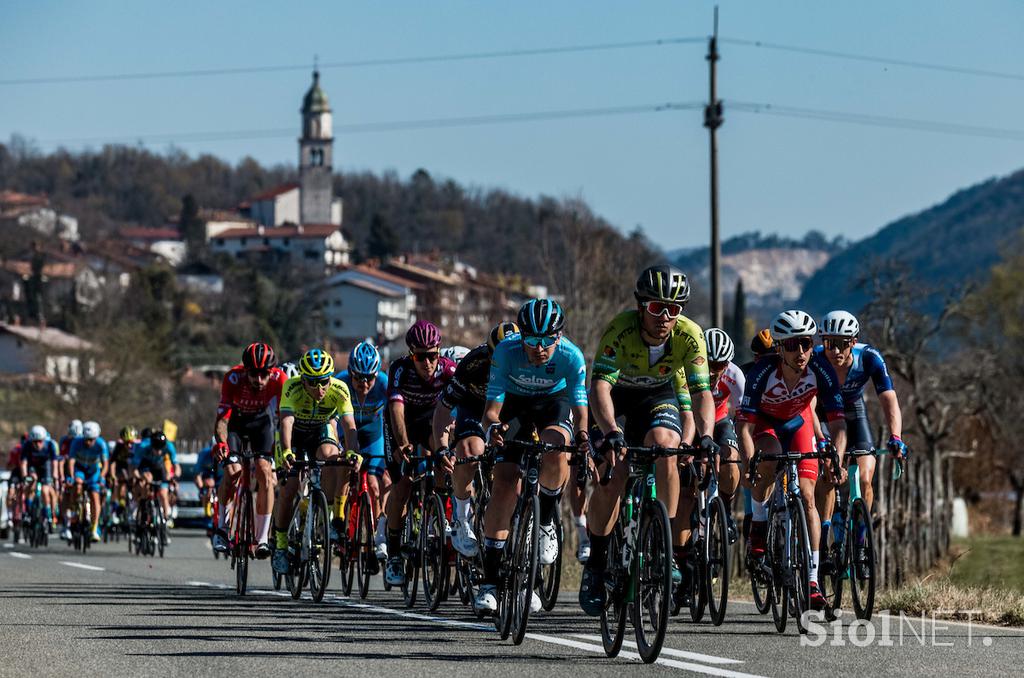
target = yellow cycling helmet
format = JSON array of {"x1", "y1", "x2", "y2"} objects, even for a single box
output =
[{"x1": 298, "y1": 348, "x2": 335, "y2": 379}]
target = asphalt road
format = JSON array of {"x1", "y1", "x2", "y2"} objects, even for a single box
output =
[{"x1": 2, "y1": 528, "x2": 1022, "y2": 677}]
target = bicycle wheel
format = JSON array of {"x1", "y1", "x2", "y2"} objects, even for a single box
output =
[
  {"x1": 706, "y1": 496, "x2": 730, "y2": 626},
  {"x1": 400, "y1": 492, "x2": 421, "y2": 609},
  {"x1": 157, "y1": 507, "x2": 166, "y2": 559},
  {"x1": 689, "y1": 541, "x2": 707, "y2": 623},
  {"x1": 236, "y1": 490, "x2": 253, "y2": 595},
  {"x1": 766, "y1": 504, "x2": 787, "y2": 633},
  {"x1": 308, "y1": 490, "x2": 332, "y2": 602},
  {"x1": 356, "y1": 493, "x2": 374, "y2": 599},
  {"x1": 538, "y1": 509, "x2": 562, "y2": 611},
  {"x1": 271, "y1": 526, "x2": 283, "y2": 591},
  {"x1": 600, "y1": 523, "x2": 627, "y2": 658},
  {"x1": 339, "y1": 515, "x2": 355, "y2": 597},
  {"x1": 632, "y1": 498, "x2": 672, "y2": 664},
  {"x1": 820, "y1": 504, "x2": 845, "y2": 622},
  {"x1": 510, "y1": 494, "x2": 540, "y2": 646},
  {"x1": 287, "y1": 499, "x2": 304, "y2": 599},
  {"x1": 789, "y1": 498, "x2": 812, "y2": 635},
  {"x1": 849, "y1": 498, "x2": 876, "y2": 620},
  {"x1": 421, "y1": 494, "x2": 448, "y2": 611}
]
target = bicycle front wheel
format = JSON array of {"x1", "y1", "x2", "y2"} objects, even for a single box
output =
[
  {"x1": 287, "y1": 499, "x2": 304, "y2": 599},
  {"x1": 706, "y1": 495, "x2": 731, "y2": 626},
  {"x1": 308, "y1": 490, "x2": 332, "y2": 602},
  {"x1": 632, "y1": 498, "x2": 672, "y2": 664},
  {"x1": 401, "y1": 492, "x2": 421, "y2": 608},
  {"x1": 510, "y1": 494, "x2": 540, "y2": 646},
  {"x1": 356, "y1": 492, "x2": 374, "y2": 600},
  {"x1": 421, "y1": 494, "x2": 448, "y2": 612},
  {"x1": 849, "y1": 498, "x2": 876, "y2": 620},
  {"x1": 789, "y1": 498, "x2": 812, "y2": 635},
  {"x1": 766, "y1": 503, "x2": 787, "y2": 633},
  {"x1": 235, "y1": 491, "x2": 253, "y2": 596},
  {"x1": 538, "y1": 509, "x2": 562, "y2": 611}
]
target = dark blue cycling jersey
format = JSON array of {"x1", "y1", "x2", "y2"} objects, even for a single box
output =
[
  {"x1": 486, "y1": 336, "x2": 588, "y2": 406},
  {"x1": 813, "y1": 342, "x2": 894, "y2": 406}
]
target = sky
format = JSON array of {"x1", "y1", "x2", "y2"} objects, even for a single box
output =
[{"x1": 3, "y1": 1, "x2": 1024, "y2": 251}]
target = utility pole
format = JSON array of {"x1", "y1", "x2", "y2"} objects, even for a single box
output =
[{"x1": 704, "y1": 7, "x2": 724, "y2": 328}]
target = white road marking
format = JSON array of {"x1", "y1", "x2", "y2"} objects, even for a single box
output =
[
  {"x1": 570, "y1": 634, "x2": 743, "y2": 664},
  {"x1": 3, "y1": 543, "x2": 14, "y2": 548},
  {"x1": 185, "y1": 581, "x2": 765, "y2": 674},
  {"x1": 9, "y1": 552, "x2": 32, "y2": 559},
  {"x1": 61, "y1": 561, "x2": 105, "y2": 571}
]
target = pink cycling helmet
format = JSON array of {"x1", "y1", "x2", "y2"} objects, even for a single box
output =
[{"x1": 406, "y1": 320, "x2": 442, "y2": 350}]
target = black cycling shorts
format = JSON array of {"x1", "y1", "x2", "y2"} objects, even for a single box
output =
[
  {"x1": 291, "y1": 423, "x2": 340, "y2": 461},
  {"x1": 138, "y1": 457, "x2": 167, "y2": 483},
  {"x1": 27, "y1": 460, "x2": 53, "y2": 484},
  {"x1": 845, "y1": 398, "x2": 875, "y2": 455},
  {"x1": 453, "y1": 406, "x2": 486, "y2": 445},
  {"x1": 714, "y1": 418, "x2": 738, "y2": 450},
  {"x1": 227, "y1": 412, "x2": 275, "y2": 460},
  {"x1": 493, "y1": 390, "x2": 573, "y2": 466},
  {"x1": 611, "y1": 383, "x2": 683, "y2": 446}
]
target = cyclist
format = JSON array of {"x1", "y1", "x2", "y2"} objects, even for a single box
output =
[
  {"x1": 738, "y1": 310, "x2": 848, "y2": 609},
  {"x1": 6, "y1": 435, "x2": 26, "y2": 539},
  {"x1": 67, "y1": 421, "x2": 109, "y2": 542},
  {"x1": 704, "y1": 328, "x2": 745, "y2": 537},
  {"x1": 474, "y1": 299, "x2": 591, "y2": 614},
  {"x1": 213, "y1": 342, "x2": 287, "y2": 557},
  {"x1": 57, "y1": 420, "x2": 83, "y2": 533},
  {"x1": 21, "y1": 426, "x2": 59, "y2": 535},
  {"x1": 579, "y1": 265, "x2": 716, "y2": 616},
  {"x1": 337, "y1": 340, "x2": 390, "y2": 561},
  {"x1": 815, "y1": 310, "x2": 906, "y2": 512},
  {"x1": 382, "y1": 320, "x2": 457, "y2": 586},
  {"x1": 131, "y1": 431, "x2": 180, "y2": 531},
  {"x1": 272, "y1": 348, "x2": 362, "y2": 575},
  {"x1": 195, "y1": 438, "x2": 220, "y2": 532},
  {"x1": 108, "y1": 426, "x2": 137, "y2": 525},
  {"x1": 433, "y1": 321, "x2": 519, "y2": 558}
]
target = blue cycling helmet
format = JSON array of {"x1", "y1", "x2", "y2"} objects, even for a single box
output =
[
  {"x1": 517, "y1": 298, "x2": 565, "y2": 337},
  {"x1": 349, "y1": 341, "x2": 381, "y2": 376}
]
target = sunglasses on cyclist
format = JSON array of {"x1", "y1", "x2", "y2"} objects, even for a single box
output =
[
  {"x1": 642, "y1": 300, "x2": 684, "y2": 319},
  {"x1": 411, "y1": 351, "x2": 440, "y2": 362},
  {"x1": 780, "y1": 337, "x2": 814, "y2": 353},
  {"x1": 823, "y1": 337, "x2": 855, "y2": 351},
  {"x1": 351, "y1": 373, "x2": 376, "y2": 383},
  {"x1": 302, "y1": 375, "x2": 331, "y2": 387},
  {"x1": 247, "y1": 368, "x2": 271, "y2": 378},
  {"x1": 522, "y1": 334, "x2": 559, "y2": 349}
]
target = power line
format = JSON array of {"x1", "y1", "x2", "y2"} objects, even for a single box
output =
[
  {"x1": 0, "y1": 37, "x2": 706, "y2": 87},
  {"x1": 40, "y1": 102, "x2": 705, "y2": 146},
  {"x1": 730, "y1": 101, "x2": 1024, "y2": 141},
  {"x1": 721, "y1": 37, "x2": 1024, "y2": 82}
]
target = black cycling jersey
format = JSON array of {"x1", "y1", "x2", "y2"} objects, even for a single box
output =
[{"x1": 439, "y1": 343, "x2": 491, "y2": 413}]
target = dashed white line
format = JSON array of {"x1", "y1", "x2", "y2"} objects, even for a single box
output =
[
  {"x1": 186, "y1": 581, "x2": 758, "y2": 674},
  {"x1": 9, "y1": 552, "x2": 32, "y2": 559},
  {"x1": 570, "y1": 634, "x2": 743, "y2": 665},
  {"x1": 61, "y1": 561, "x2": 105, "y2": 571}
]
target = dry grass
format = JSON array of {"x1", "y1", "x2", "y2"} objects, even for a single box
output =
[{"x1": 878, "y1": 577, "x2": 1024, "y2": 626}]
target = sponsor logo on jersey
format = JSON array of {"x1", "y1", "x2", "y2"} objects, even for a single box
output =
[
  {"x1": 511, "y1": 374, "x2": 559, "y2": 389},
  {"x1": 692, "y1": 356, "x2": 706, "y2": 366}
]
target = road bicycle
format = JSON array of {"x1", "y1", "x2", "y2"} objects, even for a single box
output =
[
  {"x1": 599, "y1": 444, "x2": 693, "y2": 664},
  {"x1": 337, "y1": 459, "x2": 379, "y2": 600},
  {"x1": 71, "y1": 485, "x2": 93, "y2": 553},
  {"x1": 23, "y1": 478, "x2": 49, "y2": 548},
  {"x1": 133, "y1": 482, "x2": 168, "y2": 558},
  {"x1": 227, "y1": 447, "x2": 260, "y2": 594},
  {"x1": 452, "y1": 452, "x2": 492, "y2": 615}
]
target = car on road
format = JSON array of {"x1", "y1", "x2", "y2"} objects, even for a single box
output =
[{"x1": 174, "y1": 453, "x2": 205, "y2": 524}]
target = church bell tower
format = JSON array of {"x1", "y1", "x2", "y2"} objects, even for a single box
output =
[{"x1": 299, "y1": 70, "x2": 333, "y2": 224}]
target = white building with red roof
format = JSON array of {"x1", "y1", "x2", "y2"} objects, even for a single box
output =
[{"x1": 210, "y1": 222, "x2": 350, "y2": 269}]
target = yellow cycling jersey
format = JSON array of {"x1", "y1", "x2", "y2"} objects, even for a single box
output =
[
  {"x1": 592, "y1": 310, "x2": 710, "y2": 411},
  {"x1": 279, "y1": 376, "x2": 354, "y2": 430}
]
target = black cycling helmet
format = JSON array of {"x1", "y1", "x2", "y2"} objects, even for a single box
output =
[
  {"x1": 149, "y1": 430, "x2": 168, "y2": 450},
  {"x1": 242, "y1": 342, "x2": 277, "y2": 370},
  {"x1": 634, "y1": 264, "x2": 690, "y2": 305}
]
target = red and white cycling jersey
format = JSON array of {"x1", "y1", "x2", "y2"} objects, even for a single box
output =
[
  {"x1": 711, "y1": 362, "x2": 745, "y2": 422},
  {"x1": 217, "y1": 364, "x2": 286, "y2": 420},
  {"x1": 738, "y1": 353, "x2": 843, "y2": 426}
]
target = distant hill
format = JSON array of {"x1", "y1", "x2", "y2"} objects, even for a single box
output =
[
  {"x1": 672, "y1": 231, "x2": 845, "y2": 318},
  {"x1": 798, "y1": 169, "x2": 1024, "y2": 315}
]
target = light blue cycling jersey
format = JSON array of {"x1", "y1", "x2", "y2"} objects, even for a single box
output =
[
  {"x1": 813, "y1": 342, "x2": 894, "y2": 406},
  {"x1": 69, "y1": 436, "x2": 109, "y2": 470},
  {"x1": 132, "y1": 438, "x2": 178, "y2": 467},
  {"x1": 486, "y1": 336, "x2": 588, "y2": 406},
  {"x1": 338, "y1": 369, "x2": 388, "y2": 450}
]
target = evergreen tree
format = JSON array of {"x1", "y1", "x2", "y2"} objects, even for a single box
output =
[{"x1": 367, "y1": 212, "x2": 400, "y2": 259}]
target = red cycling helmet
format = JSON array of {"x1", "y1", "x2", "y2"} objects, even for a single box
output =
[
  {"x1": 242, "y1": 342, "x2": 277, "y2": 370},
  {"x1": 405, "y1": 320, "x2": 442, "y2": 350}
]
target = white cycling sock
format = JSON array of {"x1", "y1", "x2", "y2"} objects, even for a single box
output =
[
  {"x1": 810, "y1": 550, "x2": 820, "y2": 584},
  {"x1": 255, "y1": 513, "x2": 271, "y2": 544},
  {"x1": 752, "y1": 497, "x2": 768, "y2": 522},
  {"x1": 453, "y1": 496, "x2": 471, "y2": 523}
]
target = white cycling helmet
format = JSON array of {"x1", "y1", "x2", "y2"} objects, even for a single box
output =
[
  {"x1": 28, "y1": 425, "x2": 48, "y2": 442},
  {"x1": 280, "y1": 361, "x2": 300, "y2": 379},
  {"x1": 703, "y1": 328, "x2": 735, "y2": 363},
  {"x1": 441, "y1": 346, "x2": 470, "y2": 363},
  {"x1": 68, "y1": 419, "x2": 84, "y2": 437},
  {"x1": 771, "y1": 310, "x2": 817, "y2": 341},
  {"x1": 82, "y1": 421, "x2": 101, "y2": 440},
  {"x1": 820, "y1": 310, "x2": 860, "y2": 338}
]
